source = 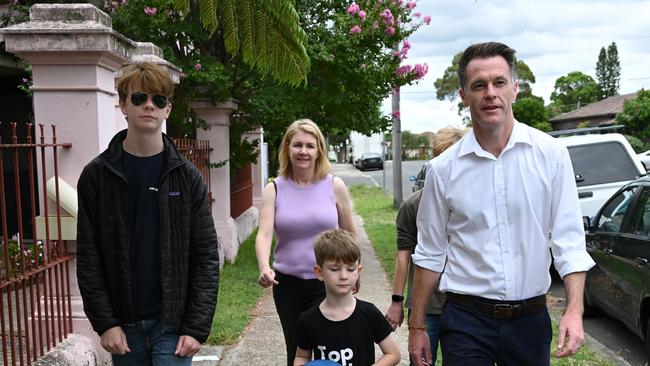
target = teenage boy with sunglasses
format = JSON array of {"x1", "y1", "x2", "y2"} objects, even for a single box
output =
[{"x1": 77, "y1": 62, "x2": 220, "y2": 365}]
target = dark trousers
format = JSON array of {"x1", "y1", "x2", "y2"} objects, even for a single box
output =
[
  {"x1": 440, "y1": 302, "x2": 552, "y2": 366},
  {"x1": 273, "y1": 271, "x2": 326, "y2": 366}
]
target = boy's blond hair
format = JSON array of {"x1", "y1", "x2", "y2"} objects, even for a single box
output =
[
  {"x1": 117, "y1": 62, "x2": 175, "y2": 102},
  {"x1": 314, "y1": 229, "x2": 361, "y2": 267}
]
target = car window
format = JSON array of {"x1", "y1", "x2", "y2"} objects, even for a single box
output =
[
  {"x1": 567, "y1": 142, "x2": 641, "y2": 187},
  {"x1": 597, "y1": 187, "x2": 638, "y2": 232},
  {"x1": 626, "y1": 188, "x2": 650, "y2": 237},
  {"x1": 362, "y1": 153, "x2": 381, "y2": 159}
]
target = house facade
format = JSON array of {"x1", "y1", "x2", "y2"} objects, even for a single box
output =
[{"x1": 549, "y1": 92, "x2": 638, "y2": 130}]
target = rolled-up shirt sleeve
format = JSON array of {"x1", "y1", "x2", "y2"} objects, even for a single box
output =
[
  {"x1": 550, "y1": 147, "x2": 595, "y2": 277},
  {"x1": 413, "y1": 162, "x2": 448, "y2": 272}
]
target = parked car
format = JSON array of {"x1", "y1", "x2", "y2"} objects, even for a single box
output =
[
  {"x1": 410, "y1": 163, "x2": 427, "y2": 192},
  {"x1": 554, "y1": 132, "x2": 646, "y2": 218},
  {"x1": 583, "y1": 176, "x2": 650, "y2": 360},
  {"x1": 358, "y1": 152, "x2": 383, "y2": 171},
  {"x1": 638, "y1": 150, "x2": 650, "y2": 172}
]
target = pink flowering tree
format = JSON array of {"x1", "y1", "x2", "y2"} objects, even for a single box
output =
[{"x1": 249, "y1": 0, "x2": 432, "y2": 167}]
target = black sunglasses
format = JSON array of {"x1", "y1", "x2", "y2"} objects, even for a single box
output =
[{"x1": 130, "y1": 91, "x2": 169, "y2": 109}]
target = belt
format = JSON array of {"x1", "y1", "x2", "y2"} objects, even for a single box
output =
[{"x1": 446, "y1": 292, "x2": 546, "y2": 319}]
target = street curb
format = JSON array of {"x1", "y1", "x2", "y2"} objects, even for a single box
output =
[
  {"x1": 547, "y1": 298, "x2": 632, "y2": 366},
  {"x1": 583, "y1": 332, "x2": 632, "y2": 366}
]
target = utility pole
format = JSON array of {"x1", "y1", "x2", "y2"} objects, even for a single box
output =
[{"x1": 391, "y1": 86, "x2": 402, "y2": 208}]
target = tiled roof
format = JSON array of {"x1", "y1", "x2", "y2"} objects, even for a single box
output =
[{"x1": 549, "y1": 92, "x2": 638, "y2": 122}]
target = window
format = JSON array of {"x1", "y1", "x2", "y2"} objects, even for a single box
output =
[
  {"x1": 568, "y1": 142, "x2": 640, "y2": 187},
  {"x1": 626, "y1": 188, "x2": 650, "y2": 237},
  {"x1": 597, "y1": 187, "x2": 638, "y2": 233}
]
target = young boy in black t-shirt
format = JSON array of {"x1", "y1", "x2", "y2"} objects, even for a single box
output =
[{"x1": 293, "y1": 229, "x2": 400, "y2": 366}]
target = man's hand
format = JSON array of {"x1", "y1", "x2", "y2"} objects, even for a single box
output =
[
  {"x1": 175, "y1": 335, "x2": 201, "y2": 357},
  {"x1": 100, "y1": 326, "x2": 130, "y2": 355},
  {"x1": 408, "y1": 328, "x2": 432, "y2": 366},
  {"x1": 385, "y1": 302, "x2": 405, "y2": 330},
  {"x1": 555, "y1": 309, "x2": 584, "y2": 358}
]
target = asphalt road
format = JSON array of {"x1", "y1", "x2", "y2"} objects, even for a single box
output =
[
  {"x1": 335, "y1": 163, "x2": 648, "y2": 366},
  {"x1": 339, "y1": 160, "x2": 425, "y2": 203}
]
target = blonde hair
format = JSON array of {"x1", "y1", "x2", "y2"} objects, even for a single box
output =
[
  {"x1": 117, "y1": 62, "x2": 175, "y2": 102},
  {"x1": 278, "y1": 119, "x2": 331, "y2": 181},
  {"x1": 433, "y1": 127, "x2": 468, "y2": 156},
  {"x1": 314, "y1": 229, "x2": 361, "y2": 267}
]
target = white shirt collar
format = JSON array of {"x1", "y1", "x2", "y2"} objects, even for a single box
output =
[{"x1": 458, "y1": 121, "x2": 533, "y2": 159}]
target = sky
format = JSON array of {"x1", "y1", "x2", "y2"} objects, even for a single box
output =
[{"x1": 382, "y1": 0, "x2": 650, "y2": 134}]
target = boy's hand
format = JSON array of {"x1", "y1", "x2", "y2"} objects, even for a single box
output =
[
  {"x1": 100, "y1": 326, "x2": 130, "y2": 355},
  {"x1": 175, "y1": 335, "x2": 201, "y2": 357}
]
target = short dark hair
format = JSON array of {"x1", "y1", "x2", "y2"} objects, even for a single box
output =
[
  {"x1": 313, "y1": 229, "x2": 360, "y2": 267},
  {"x1": 458, "y1": 42, "x2": 517, "y2": 89}
]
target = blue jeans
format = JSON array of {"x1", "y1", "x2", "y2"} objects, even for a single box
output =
[
  {"x1": 112, "y1": 320, "x2": 192, "y2": 366},
  {"x1": 409, "y1": 312, "x2": 441, "y2": 366}
]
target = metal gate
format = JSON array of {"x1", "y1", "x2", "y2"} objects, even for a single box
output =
[{"x1": 0, "y1": 123, "x2": 74, "y2": 366}]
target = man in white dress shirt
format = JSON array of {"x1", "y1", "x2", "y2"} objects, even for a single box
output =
[{"x1": 407, "y1": 42, "x2": 595, "y2": 366}]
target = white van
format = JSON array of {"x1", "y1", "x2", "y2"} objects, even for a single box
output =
[{"x1": 555, "y1": 133, "x2": 646, "y2": 218}]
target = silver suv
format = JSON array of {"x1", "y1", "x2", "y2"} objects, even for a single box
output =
[{"x1": 554, "y1": 132, "x2": 646, "y2": 218}]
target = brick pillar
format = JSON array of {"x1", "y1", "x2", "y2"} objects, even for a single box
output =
[
  {"x1": 244, "y1": 127, "x2": 264, "y2": 209},
  {"x1": 192, "y1": 98, "x2": 239, "y2": 263}
]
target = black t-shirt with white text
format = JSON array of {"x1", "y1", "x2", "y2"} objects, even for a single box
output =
[{"x1": 295, "y1": 299, "x2": 392, "y2": 366}]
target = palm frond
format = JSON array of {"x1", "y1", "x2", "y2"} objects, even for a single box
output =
[
  {"x1": 216, "y1": 0, "x2": 239, "y2": 55},
  {"x1": 199, "y1": 0, "x2": 218, "y2": 34}
]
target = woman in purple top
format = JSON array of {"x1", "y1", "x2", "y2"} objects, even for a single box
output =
[{"x1": 255, "y1": 119, "x2": 355, "y2": 366}]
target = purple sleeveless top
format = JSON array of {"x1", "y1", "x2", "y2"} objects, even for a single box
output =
[{"x1": 273, "y1": 174, "x2": 339, "y2": 279}]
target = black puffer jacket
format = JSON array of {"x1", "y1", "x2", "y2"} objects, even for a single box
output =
[{"x1": 76, "y1": 130, "x2": 219, "y2": 343}]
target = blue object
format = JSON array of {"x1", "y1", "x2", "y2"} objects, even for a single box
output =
[{"x1": 305, "y1": 360, "x2": 340, "y2": 366}]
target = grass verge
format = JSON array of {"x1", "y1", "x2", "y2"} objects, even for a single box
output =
[
  {"x1": 350, "y1": 185, "x2": 615, "y2": 366},
  {"x1": 207, "y1": 229, "x2": 263, "y2": 345}
]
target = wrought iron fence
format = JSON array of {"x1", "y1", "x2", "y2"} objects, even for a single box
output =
[
  {"x1": 0, "y1": 123, "x2": 74, "y2": 366},
  {"x1": 172, "y1": 137, "x2": 213, "y2": 204}
]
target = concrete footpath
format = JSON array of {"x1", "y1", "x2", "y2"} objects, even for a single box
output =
[{"x1": 216, "y1": 213, "x2": 411, "y2": 365}]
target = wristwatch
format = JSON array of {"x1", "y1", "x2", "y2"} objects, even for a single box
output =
[{"x1": 391, "y1": 294, "x2": 404, "y2": 302}]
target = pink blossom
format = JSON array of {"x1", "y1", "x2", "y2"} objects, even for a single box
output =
[
  {"x1": 396, "y1": 64, "x2": 413, "y2": 76},
  {"x1": 406, "y1": 1, "x2": 416, "y2": 9},
  {"x1": 350, "y1": 25, "x2": 362, "y2": 34},
  {"x1": 358, "y1": 10, "x2": 367, "y2": 20},
  {"x1": 381, "y1": 9, "x2": 394, "y2": 26},
  {"x1": 372, "y1": 21, "x2": 379, "y2": 29},
  {"x1": 194, "y1": 63, "x2": 202, "y2": 71},
  {"x1": 386, "y1": 26, "x2": 396, "y2": 35},
  {"x1": 423, "y1": 15, "x2": 432, "y2": 25},
  {"x1": 392, "y1": 111, "x2": 401, "y2": 119},
  {"x1": 402, "y1": 40, "x2": 411, "y2": 50},
  {"x1": 144, "y1": 6, "x2": 157, "y2": 15},
  {"x1": 413, "y1": 12, "x2": 421, "y2": 18},
  {"x1": 413, "y1": 63, "x2": 429, "y2": 79},
  {"x1": 346, "y1": 3, "x2": 360, "y2": 15}
]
